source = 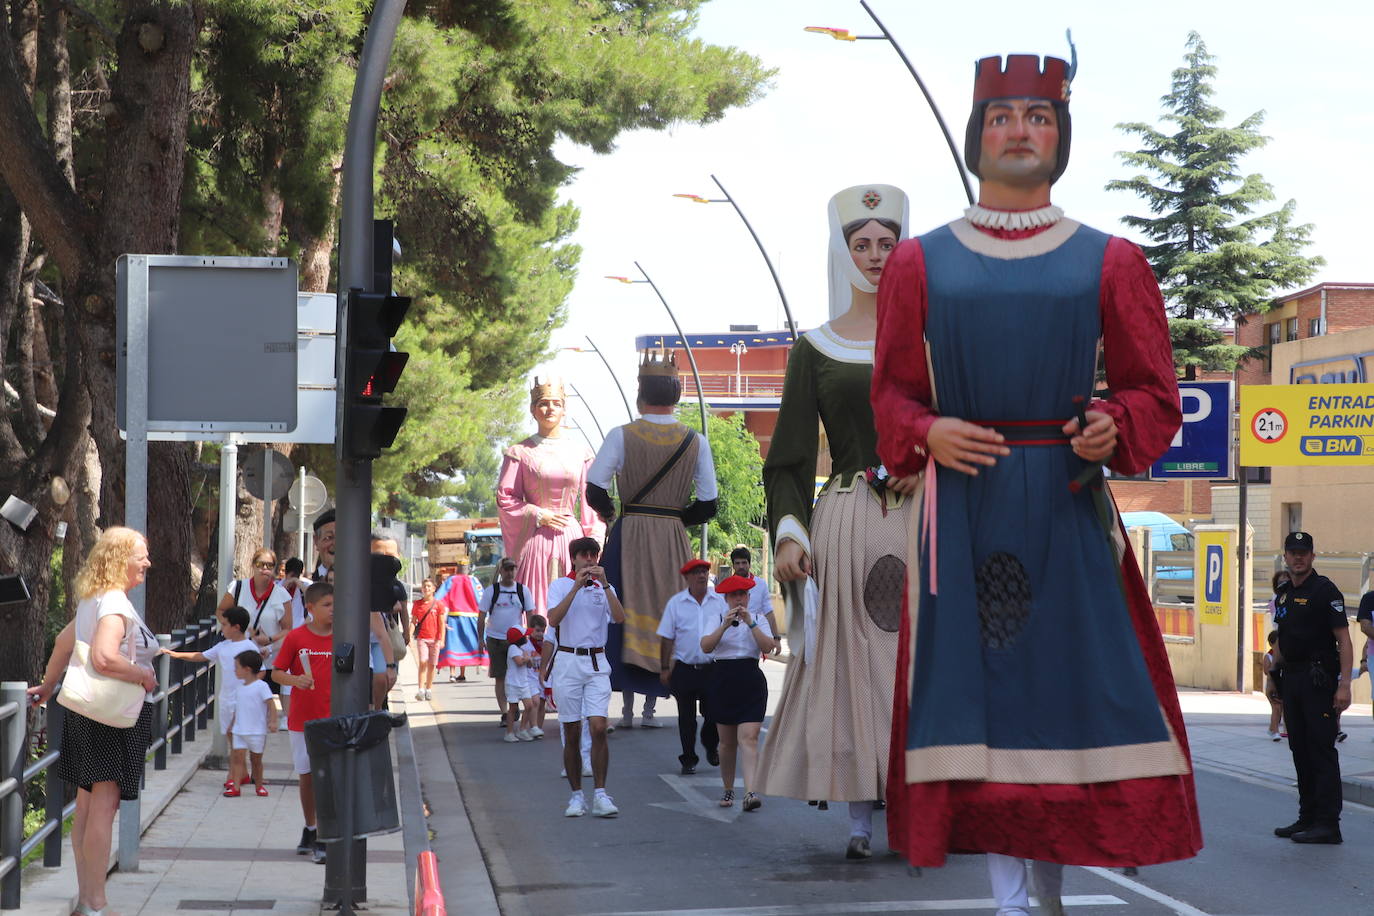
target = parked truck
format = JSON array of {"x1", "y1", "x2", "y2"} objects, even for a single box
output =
[{"x1": 426, "y1": 517, "x2": 505, "y2": 585}]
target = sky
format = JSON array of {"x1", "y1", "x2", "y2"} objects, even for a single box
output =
[{"x1": 525, "y1": 0, "x2": 1372, "y2": 444}]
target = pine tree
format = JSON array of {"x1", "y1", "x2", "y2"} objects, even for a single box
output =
[{"x1": 1107, "y1": 32, "x2": 1323, "y2": 379}]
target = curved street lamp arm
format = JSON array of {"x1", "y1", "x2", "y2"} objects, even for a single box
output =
[
  {"x1": 634, "y1": 261, "x2": 710, "y2": 559},
  {"x1": 584, "y1": 335, "x2": 635, "y2": 424},
  {"x1": 709, "y1": 174, "x2": 798, "y2": 342},
  {"x1": 565, "y1": 381, "x2": 606, "y2": 443},
  {"x1": 859, "y1": 0, "x2": 975, "y2": 206}
]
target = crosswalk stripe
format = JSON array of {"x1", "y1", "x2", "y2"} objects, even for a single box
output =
[{"x1": 590, "y1": 894, "x2": 1127, "y2": 915}]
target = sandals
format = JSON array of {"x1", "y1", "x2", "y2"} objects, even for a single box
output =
[
  {"x1": 719, "y1": 789, "x2": 735, "y2": 808},
  {"x1": 742, "y1": 792, "x2": 762, "y2": 812},
  {"x1": 255, "y1": 784, "x2": 270, "y2": 797},
  {"x1": 222, "y1": 784, "x2": 241, "y2": 797}
]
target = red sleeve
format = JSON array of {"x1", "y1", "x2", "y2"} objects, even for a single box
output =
[
  {"x1": 1094, "y1": 237, "x2": 1182, "y2": 475},
  {"x1": 872, "y1": 238, "x2": 940, "y2": 477}
]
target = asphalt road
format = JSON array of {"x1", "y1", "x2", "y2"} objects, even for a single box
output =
[{"x1": 430, "y1": 667, "x2": 1374, "y2": 916}]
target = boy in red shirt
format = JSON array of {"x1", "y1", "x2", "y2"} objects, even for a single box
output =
[{"x1": 273, "y1": 581, "x2": 334, "y2": 864}]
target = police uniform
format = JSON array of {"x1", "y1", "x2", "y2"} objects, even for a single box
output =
[{"x1": 1273, "y1": 531, "x2": 1348, "y2": 841}]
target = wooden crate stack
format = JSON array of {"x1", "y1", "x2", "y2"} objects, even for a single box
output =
[{"x1": 426, "y1": 517, "x2": 500, "y2": 567}]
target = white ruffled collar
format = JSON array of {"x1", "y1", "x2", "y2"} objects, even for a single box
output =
[{"x1": 963, "y1": 203, "x2": 1064, "y2": 230}]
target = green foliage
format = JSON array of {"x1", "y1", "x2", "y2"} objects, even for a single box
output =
[
  {"x1": 676, "y1": 407, "x2": 765, "y2": 560},
  {"x1": 1106, "y1": 32, "x2": 1322, "y2": 378},
  {"x1": 175, "y1": 1, "x2": 770, "y2": 514}
]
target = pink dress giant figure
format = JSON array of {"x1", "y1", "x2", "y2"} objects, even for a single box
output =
[{"x1": 497, "y1": 376, "x2": 605, "y2": 610}]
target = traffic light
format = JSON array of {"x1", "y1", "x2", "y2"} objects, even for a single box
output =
[{"x1": 339, "y1": 287, "x2": 410, "y2": 460}]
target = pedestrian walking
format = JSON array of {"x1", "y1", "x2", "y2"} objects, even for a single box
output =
[
  {"x1": 479, "y1": 557, "x2": 531, "y2": 725},
  {"x1": 1356, "y1": 586, "x2": 1374, "y2": 731},
  {"x1": 700, "y1": 575, "x2": 776, "y2": 812},
  {"x1": 547, "y1": 537, "x2": 625, "y2": 817},
  {"x1": 1272, "y1": 531, "x2": 1352, "y2": 844},
  {"x1": 26, "y1": 527, "x2": 160, "y2": 916},
  {"x1": 412, "y1": 577, "x2": 444, "y2": 700},
  {"x1": 1263, "y1": 631, "x2": 1284, "y2": 741},
  {"x1": 216, "y1": 548, "x2": 292, "y2": 690},
  {"x1": 656, "y1": 558, "x2": 723, "y2": 775}
]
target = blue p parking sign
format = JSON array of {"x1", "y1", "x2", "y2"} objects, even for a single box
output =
[
  {"x1": 1151, "y1": 381, "x2": 1233, "y2": 479},
  {"x1": 1204, "y1": 545, "x2": 1223, "y2": 603}
]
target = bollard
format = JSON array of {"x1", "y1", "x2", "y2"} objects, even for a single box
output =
[
  {"x1": 43, "y1": 699, "x2": 66, "y2": 867},
  {"x1": 1, "y1": 682, "x2": 27, "y2": 909},
  {"x1": 413, "y1": 850, "x2": 447, "y2": 916}
]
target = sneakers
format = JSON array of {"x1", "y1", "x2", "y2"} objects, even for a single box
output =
[
  {"x1": 1268, "y1": 731, "x2": 1282, "y2": 741},
  {"x1": 296, "y1": 827, "x2": 317, "y2": 855},
  {"x1": 517, "y1": 729, "x2": 535, "y2": 742},
  {"x1": 640, "y1": 715, "x2": 664, "y2": 728},
  {"x1": 312, "y1": 841, "x2": 326, "y2": 864},
  {"x1": 565, "y1": 794, "x2": 588, "y2": 817},
  {"x1": 1337, "y1": 731, "x2": 1348, "y2": 743},
  {"x1": 529, "y1": 726, "x2": 545, "y2": 738},
  {"x1": 503, "y1": 733, "x2": 521, "y2": 743},
  {"x1": 615, "y1": 715, "x2": 633, "y2": 730},
  {"x1": 592, "y1": 793, "x2": 619, "y2": 817},
  {"x1": 415, "y1": 690, "x2": 425, "y2": 701},
  {"x1": 255, "y1": 784, "x2": 270, "y2": 797},
  {"x1": 846, "y1": 835, "x2": 873, "y2": 860}
]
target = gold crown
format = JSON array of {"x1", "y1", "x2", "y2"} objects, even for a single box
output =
[
  {"x1": 638, "y1": 349, "x2": 679, "y2": 378},
  {"x1": 529, "y1": 374, "x2": 565, "y2": 404}
]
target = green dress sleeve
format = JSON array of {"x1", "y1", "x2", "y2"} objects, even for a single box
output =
[{"x1": 764, "y1": 336, "x2": 819, "y2": 556}]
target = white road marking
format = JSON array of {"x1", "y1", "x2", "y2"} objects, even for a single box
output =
[
  {"x1": 590, "y1": 895, "x2": 1125, "y2": 915},
  {"x1": 1084, "y1": 867, "x2": 1213, "y2": 916},
  {"x1": 648, "y1": 773, "x2": 739, "y2": 823}
]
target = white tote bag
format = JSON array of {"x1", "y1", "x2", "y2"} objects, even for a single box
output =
[{"x1": 57, "y1": 622, "x2": 146, "y2": 728}]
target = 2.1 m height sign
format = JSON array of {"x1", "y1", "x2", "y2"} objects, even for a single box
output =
[{"x1": 1151, "y1": 381, "x2": 1233, "y2": 479}]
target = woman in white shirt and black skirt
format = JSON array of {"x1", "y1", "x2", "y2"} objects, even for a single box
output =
[{"x1": 701, "y1": 574, "x2": 777, "y2": 812}]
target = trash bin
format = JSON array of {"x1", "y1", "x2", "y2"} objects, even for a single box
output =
[{"x1": 304, "y1": 710, "x2": 405, "y2": 842}]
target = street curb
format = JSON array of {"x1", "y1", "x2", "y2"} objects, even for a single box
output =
[
  {"x1": 17, "y1": 734, "x2": 213, "y2": 916},
  {"x1": 1193, "y1": 752, "x2": 1374, "y2": 811}
]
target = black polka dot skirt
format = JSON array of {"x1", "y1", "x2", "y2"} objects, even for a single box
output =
[{"x1": 56, "y1": 702, "x2": 155, "y2": 801}]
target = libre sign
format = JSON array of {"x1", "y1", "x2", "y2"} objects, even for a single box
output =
[
  {"x1": 1239, "y1": 383, "x2": 1374, "y2": 466},
  {"x1": 1151, "y1": 381, "x2": 1232, "y2": 479},
  {"x1": 1194, "y1": 528, "x2": 1233, "y2": 626}
]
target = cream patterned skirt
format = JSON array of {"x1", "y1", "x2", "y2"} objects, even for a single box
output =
[{"x1": 756, "y1": 476, "x2": 913, "y2": 801}]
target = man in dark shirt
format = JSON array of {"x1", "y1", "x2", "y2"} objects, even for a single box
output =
[
  {"x1": 1271, "y1": 531, "x2": 1352, "y2": 844},
  {"x1": 1356, "y1": 588, "x2": 1374, "y2": 696}
]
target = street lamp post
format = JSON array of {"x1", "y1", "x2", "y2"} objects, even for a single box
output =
[
  {"x1": 564, "y1": 380, "x2": 606, "y2": 444},
  {"x1": 674, "y1": 174, "x2": 799, "y2": 342},
  {"x1": 806, "y1": 1, "x2": 975, "y2": 205},
  {"x1": 606, "y1": 265, "x2": 710, "y2": 559},
  {"x1": 585, "y1": 336, "x2": 636, "y2": 424},
  {"x1": 729, "y1": 341, "x2": 748, "y2": 395}
]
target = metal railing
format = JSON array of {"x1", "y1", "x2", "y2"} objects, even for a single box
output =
[{"x1": 0, "y1": 616, "x2": 219, "y2": 910}]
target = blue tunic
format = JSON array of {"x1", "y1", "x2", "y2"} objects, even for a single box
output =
[{"x1": 906, "y1": 222, "x2": 1181, "y2": 782}]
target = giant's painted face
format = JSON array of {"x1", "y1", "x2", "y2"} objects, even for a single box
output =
[
  {"x1": 846, "y1": 219, "x2": 898, "y2": 287},
  {"x1": 532, "y1": 396, "x2": 565, "y2": 429},
  {"x1": 978, "y1": 99, "x2": 1059, "y2": 187}
]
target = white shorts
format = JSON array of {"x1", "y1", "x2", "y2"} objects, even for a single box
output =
[
  {"x1": 232, "y1": 733, "x2": 267, "y2": 754},
  {"x1": 288, "y1": 730, "x2": 311, "y2": 775},
  {"x1": 551, "y1": 652, "x2": 611, "y2": 720},
  {"x1": 505, "y1": 678, "x2": 533, "y2": 705}
]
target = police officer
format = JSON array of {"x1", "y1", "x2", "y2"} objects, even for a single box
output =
[{"x1": 1271, "y1": 531, "x2": 1353, "y2": 844}]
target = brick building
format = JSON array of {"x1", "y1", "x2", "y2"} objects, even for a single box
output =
[{"x1": 1235, "y1": 282, "x2": 1374, "y2": 385}]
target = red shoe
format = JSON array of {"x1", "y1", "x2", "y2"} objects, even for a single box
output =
[
  {"x1": 223, "y1": 785, "x2": 241, "y2": 797},
  {"x1": 223, "y1": 778, "x2": 236, "y2": 789},
  {"x1": 255, "y1": 784, "x2": 269, "y2": 797}
]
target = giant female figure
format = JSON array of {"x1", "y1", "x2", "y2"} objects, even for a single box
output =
[
  {"x1": 497, "y1": 376, "x2": 604, "y2": 610},
  {"x1": 755, "y1": 184, "x2": 920, "y2": 859}
]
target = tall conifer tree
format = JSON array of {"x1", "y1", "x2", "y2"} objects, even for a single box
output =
[{"x1": 1107, "y1": 32, "x2": 1322, "y2": 379}]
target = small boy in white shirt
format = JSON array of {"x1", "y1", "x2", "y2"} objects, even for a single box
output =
[
  {"x1": 226, "y1": 650, "x2": 279, "y2": 796},
  {"x1": 162, "y1": 605, "x2": 259, "y2": 793},
  {"x1": 503, "y1": 627, "x2": 539, "y2": 743},
  {"x1": 527, "y1": 615, "x2": 549, "y2": 732}
]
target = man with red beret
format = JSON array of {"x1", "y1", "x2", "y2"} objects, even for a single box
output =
[
  {"x1": 656, "y1": 558, "x2": 725, "y2": 774},
  {"x1": 871, "y1": 44, "x2": 1202, "y2": 914}
]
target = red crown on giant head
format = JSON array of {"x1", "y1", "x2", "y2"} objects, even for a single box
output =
[{"x1": 973, "y1": 54, "x2": 1072, "y2": 105}]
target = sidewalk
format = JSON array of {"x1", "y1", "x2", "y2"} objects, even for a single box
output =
[
  {"x1": 15, "y1": 710, "x2": 409, "y2": 916},
  {"x1": 1177, "y1": 688, "x2": 1374, "y2": 805}
]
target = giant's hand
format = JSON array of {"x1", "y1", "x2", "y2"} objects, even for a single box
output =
[
  {"x1": 774, "y1": 540, "x2": 811, "y2": 582},
  {"x1": 886, "y1": 474, "x2": 922, "y2": 495},
  {"x1": 928, "y1": 417, "x2": 1010, "y2": 476},
  {"x1": 1062, "y1": 410, "x2": 1117, "y2": 463}
]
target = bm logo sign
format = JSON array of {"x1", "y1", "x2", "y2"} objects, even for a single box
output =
[{"x1": 1204, "y1": 545, "x2": 1224, "y2": 604}]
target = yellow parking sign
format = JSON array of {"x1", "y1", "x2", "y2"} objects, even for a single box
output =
[
  {"x1": 1194, "y1": 529, "x2": 1233, "y2": 626},
  {"x1": 1238, "y1": 383, "x2": 1374, "y2": 467}
]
